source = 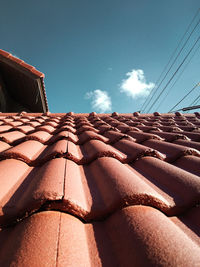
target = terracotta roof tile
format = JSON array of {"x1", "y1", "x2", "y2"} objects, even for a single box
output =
[
  {"x1": 0, "y1": 140, "x2": 45, "y2": 163},
  {"x1": 0, "y1": 207, "x2": 200, "y2": 266},
  {"x1": 142, "y1": 139, "x2": 200, "y2": 162},
  {"x1": 0, "y1": 158, "x2": 65, "y2": 225},
  {"x1": 0, "y1": 141, "x2": 11, "y2": 152},
  {"x1": 16, "y1": 125, "x2": 35, "y2": 133},
  {"x1": 25, "y1": 130, "x2": 53, "y2": 143},
  {"x1": 0, "y1": 131, "x2": 26, "y2": 144},
  {"x1": 0, "y1": 211, "x2": 60, "y2": 267},
  {"x1": 0, "y1": 112, "x2": 200, "y2": 265},
  {"x1": 173, "y1": 155, "x2": 200, "y2": 176}
]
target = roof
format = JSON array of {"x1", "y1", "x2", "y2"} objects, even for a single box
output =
[
  {"x1": 0, "y1": 49, "x2": 48, "y2": 112},
  {"x1": 0, "y1": 111, "x2": 200, "y2": 266}
]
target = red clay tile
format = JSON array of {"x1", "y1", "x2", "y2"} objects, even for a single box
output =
[
  {"x1": 173, "y1": 139, "x2": 200, "y2": 151},
  {"x1": 171, "y1": 205, "x2": 200, "y2": 246},
  {"x1": 60, "y1": 121, "x2": 75, "y2": 128},
  {"x1": 8, "y1": 55, "x2": 24, "y2": 64},
  {"x1": 133, "y1": 156, "x2": 200, "y2": 215},
  {"x1": 16, "y1": 125, "x2": 35, "y2": 133},
  {"x1": 0, "y1": 49, "x2": 10, "y2": 57},
  {"x1": 173, "y1": 155, "x2": 200, "y2": 176},
  {"x1": 33, "y1": 118, "x2": 46, "y2": 123},
  {"x1": 36, "y1": 140, "x2": 67, "y2": 163},
  {"x1": 173, "y1": 130, "x2": 200, "y2": 141},
  {"x1": 36, "y1": 124, "x2": 56, "y2": 133},
  {"x1": 30, "y1": 68, "x2": 45, "y2": 77},
  {"x1": 96, "y1": 124, "x2": 115, "y2": 133},
  {"x1": 67, "y1": 131, "x2": 78, "y2": 143},
  {"x1": 103, "y1": 130, "x2": 132, "y2": 143},
  {"x1": 0, "y1": 131, "x2": 25, "y2": 144},
  {"x1": 7, "y1": 121, "x2": 23, "y2": 127},
  {"x1": 105, "y1": 205, "x2": 200, "y2": 266},
  {"x1": 49, "y1": 130, "x2": 69, "y2": 143},
  {"x1": 0, "y1": 141, "x2": 11, "y2": 153},
  {"x1": 127, "y1": 130, "x2": 162, "y2": 142},
  {"x1": 0, "y1": 112, "x2": 200, "y2": 265},
  {"x1": 2, "y1": 206, "x2": 200, "y2": 266},
  {"x1": 81, "y1": 140, "x2": 126, "y2": 162},
  {"x1": 43, "y1": 121, "x2": 59, "y2": 128},
  {"x1": 58, "y1": 125, "x2": 76, "y2": 134},
  {"x1": 92, "y1": 120, "x2": 108, "y2": 127},
  {"x1": 115, "y1": 124, "x2": 134, "y2": 132},
  {"x1": 58, "y1": 212, "x2": 99, "y2": 266},
  {"x1": 157, "y1": 125, "x2": 182, "y2": 132},
  {"x1": 150, "y1": 130, "x2": 190, "y2": 141},
  {"x1": 67, "y1": 140, "x2": 126, "y2": 164},
  {"x1": 142, "y1": 139, "x2": 200, "y2": 162},
  {"x1": 25, "y1": 131, "x2": 52, "y2": 143},
  {"x1": 76, "y1": 122, "x2": 93, "y2": 129},
  {"x1": 2, "y1": 118, "x2": 14, "y2": 123},
  {"x1": 15, "y1": 118, "x2": 30, "y2": 123},
  {"x1": 0, "y1": 140, "x2": 44, "y2": 163},
  {"x1": 20, "y1": 62, "x2": 35, "y2": 71},
  {"x1": 0, "y1": 125, "x2": 13, "y2": 133},
  {"x1": 0, "y1": 158, "x2": 65, "y2": 225},
  {"x1": 77, "y1": 125, "x2": 99, "y2": 134},
  {"x1": 0, "y1": 159, "x2": 31, "y2": 223},
  {"x1": 26, "y1": 121, "x2": 41, "y2": 127},
  {"x1": 63, "y1": 157, "x2": 179, "y2": 220},
  {"x1": 0, "y1": 211, "x2": 60, "y2": 266},
  {"x1": 177, "y1": 126, "x2": 197, "y2": 131},
  {"x1": 113, "y1": 139, "x2": 165, "y2": 162},
  {"x1": 78, "y1": 130, "x2": 109, "y2": 144}
]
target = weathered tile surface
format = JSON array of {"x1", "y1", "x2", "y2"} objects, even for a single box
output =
[{"x1": 0, "y1": 112, "x2": 200, "y2": 266}]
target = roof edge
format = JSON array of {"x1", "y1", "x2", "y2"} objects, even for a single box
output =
[{"x1": 0, "y1": 49, "x2": 48, "y2": 112}]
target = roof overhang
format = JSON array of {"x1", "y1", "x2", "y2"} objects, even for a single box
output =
[{"x1": 0, "y1": 49, "x2": 48, "y2": 113}]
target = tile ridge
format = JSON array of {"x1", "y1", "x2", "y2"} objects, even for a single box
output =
[
  {"x1": 65, "y1": 149, "x2": 165, "y2": 165},
  {"x1": 1, "y1": 207, "x2": 199, "y2": 266},
  {"x1": 1, "y1": 135, "x2": 199, "y2": 166},
  {"x1": 1, "y1": 202, "x2": 199, "y2": 230},
  {"x1": 171, "y1": 149, "x2": 200, "y2": 163},
  {"x1": 0, "y1": 150, "x2": 165, "y2": 166},
  {"x1": 68, "y1": 134, "x2": 131, "y2": 145}
]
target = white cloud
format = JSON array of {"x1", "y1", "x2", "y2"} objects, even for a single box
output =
[
  {"x1": 120, "y1": 69, "x2": 155, "y2": 99},
  {"x1": 85, "y1": 89, "x2": 112, "y2": 113}
]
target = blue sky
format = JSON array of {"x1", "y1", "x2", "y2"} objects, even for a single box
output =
[{"x1": 1, "y1": 0, "x2": 200, "y2": 113}]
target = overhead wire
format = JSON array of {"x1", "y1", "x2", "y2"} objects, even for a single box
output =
[
  {"x1": 140, "y1": 8, "x2": 200, "y2": 113},
  {"x1": 146, "y1": 18, "x2": 200, "y2": 112},
  {"x1": 168, "y1": 82, "x2": 200, "y2": 112},
  {"x1": 189, "y1": 92, "x2": 200, "y2": 106},
  {"x1": 171, "y1": 104, "x2": 200, "y2": 113},
  {"x1": 146, "y1": 35, "x2": 200, "y2": 113},
  {"x1": 155, "y1": 41, "x2": 200, "y2": 110}
]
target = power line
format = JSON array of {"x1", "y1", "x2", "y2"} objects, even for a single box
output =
[
  {"x1": 182, "y1": 105, "x2": 200, "y2": 111},
  {"x1": 146, "y1": 35, "x2": 200, "y2": 113},
  {"x1": 145, "y1": 17, "x2": 200, "y2": 112},
  {"x1": 189, "y1": 92, "x2": 200, "y2": 106},
  {"x1": 171, "y1": 104, "x2": 200, "y2": 112},
  {"x1": 155, "y1": 41, "x2": 200, "y2": 110},
  {"x1": 140, "y1": 8, "x2": 200, "y2": 113},
  {"x1": 168, "y1": 82, "x2": 200, "y2": 112}
]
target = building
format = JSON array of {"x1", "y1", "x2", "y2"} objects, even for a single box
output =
[{"x1": 0, "y1": 49, "x2": 200, "y2": 266}]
